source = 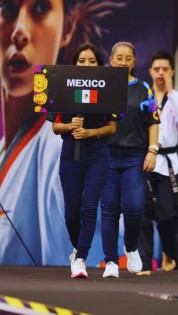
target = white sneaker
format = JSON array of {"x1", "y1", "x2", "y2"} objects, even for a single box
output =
[
  {"x1": 71, "y1": 258, "x2": 88, "y2": 278},
  {"x1": 124, "y1": 246, "x2": 142, "y2": 273},
  {"x1": 69, "y1": 248, "x2": 77, "y2": 273},
  {"x1": 103, "y1": 261, "x2": 119, "y2": 278}
]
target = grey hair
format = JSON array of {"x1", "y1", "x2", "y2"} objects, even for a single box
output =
[{"x1": 111, "y1": 41, "x2": 135, "y2": 57}]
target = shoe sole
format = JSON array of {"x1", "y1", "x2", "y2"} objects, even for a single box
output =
[
  {"x1": 103, "y1": 274, "x2": 119, "y2": 278},
  {"x1": 124, "y1": 247, "x2": 142, "y2": 273},
  {"x1": 128, "y1": 266, "x2": 142, "y2": 273},
  {"x1": 71, "y1": 272, "x2": 88, "y2": 279}
]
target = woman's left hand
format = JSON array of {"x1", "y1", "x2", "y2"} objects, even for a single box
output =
[
  {"x1": 143, "y1": 152, "x2": 157, "y2": 173},
  {"x1": 72, "y1": 128, "x2": 89, "y2": 139}
]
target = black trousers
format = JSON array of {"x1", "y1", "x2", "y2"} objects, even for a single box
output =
[{"x1": 138, "y1": 173, "x2": 178, "y2": 270}]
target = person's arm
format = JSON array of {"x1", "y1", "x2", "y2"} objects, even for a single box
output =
[
  {"x1": 148, "y1": 123, "x2": 159, "y2": 149},
  {"x1": 52, "y1": 117, "x2": 84, "y2": 135},
  {"x1": 167, "y1": 91, "x2": 178, "y2": 121},
  {"x1": 143, "y1": 123, "x2": 159, "y2": 173},
  {"x1": 163, "y1": 69, "x2": 178, "y2": 120},
  {"x1": 72, "y1": 121, "x2": 117, "y2": 139}
]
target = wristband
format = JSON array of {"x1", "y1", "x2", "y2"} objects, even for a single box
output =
[
  {"x1": 148, "y1": 150, "x2": 157, "y2": 156},
  {"x1": 148, "y1": 144, "x2": 159, "y2": 151}
]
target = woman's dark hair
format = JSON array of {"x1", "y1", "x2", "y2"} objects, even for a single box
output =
[{"x1": 72, "y1": 43, "x2": 105, "y2": 66}]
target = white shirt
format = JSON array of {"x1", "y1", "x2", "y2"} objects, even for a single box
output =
[{"x1": 154, "y1": 90, "x2": 178, "y2": 176}]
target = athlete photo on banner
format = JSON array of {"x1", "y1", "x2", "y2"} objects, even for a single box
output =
[{"x1": 0, "y1": 0, "x2": 176, "y2": 267}]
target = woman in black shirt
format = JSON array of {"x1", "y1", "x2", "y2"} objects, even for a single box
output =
[
  {"x1": 52, "y1": 43, "x2": 117, "y2": 278},
  {"x1": 100, "y1": 41, "x2": 159, "y2": 278}
]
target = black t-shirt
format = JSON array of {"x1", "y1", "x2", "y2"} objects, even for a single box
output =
[
  {"x1": 108, "y1": 78, "x2": 160, "y2": 150},
  {"x1": 47, "y1": 112, "x2": 117, "y2": 139}
]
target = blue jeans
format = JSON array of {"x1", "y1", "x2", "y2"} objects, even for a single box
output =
[
  {"x1": 59, "y1": 138, "x2": 109, "y2": 260},
  {"x1": 100, "y1": 148, "x2": 147, "y2": 264}
]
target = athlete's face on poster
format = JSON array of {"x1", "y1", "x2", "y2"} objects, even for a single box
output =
[{"x1": 0, "y1": 0, "x2": 65, "y2": 97}]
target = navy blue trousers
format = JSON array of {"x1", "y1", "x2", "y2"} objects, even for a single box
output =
[
  {"x1": 59, "y1": 138, "x2": 109, "y2": 260},
  {"x1": 100, "y1": 148, "x2": 147, "y2": 264}
]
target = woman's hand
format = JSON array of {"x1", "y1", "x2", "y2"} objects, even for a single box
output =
[
  {"x1": 72, "y1": 128, "x2": 89, "y2": 139},
  {"x1": 143, "y1": 152, "x2": 157, "y2": 173},
  {"x1": 71, "y1": 117, "x2": 84, "y2": 130},
  {"x1": 72, "y1": 120, "x2": 117, "y2": 139},
  {"x1": 71, "y1": 117, "x2": 87, "y2": 139}
]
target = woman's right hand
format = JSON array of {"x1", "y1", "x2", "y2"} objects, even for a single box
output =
[
  {"x1": 71, "y1": 117, "x2": 84, "y2": 130},
  {"x1": 143, "y1": 152, "x2": 157, "y2": 173}
]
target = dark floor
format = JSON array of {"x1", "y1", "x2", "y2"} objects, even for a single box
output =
[{"x1": 0, "y1": 266, "x2": 178, "y2": 315}]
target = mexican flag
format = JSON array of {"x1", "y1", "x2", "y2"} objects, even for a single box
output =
[{"x1": 74, "y1": 89, "x2": 98, "y2": 104}]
